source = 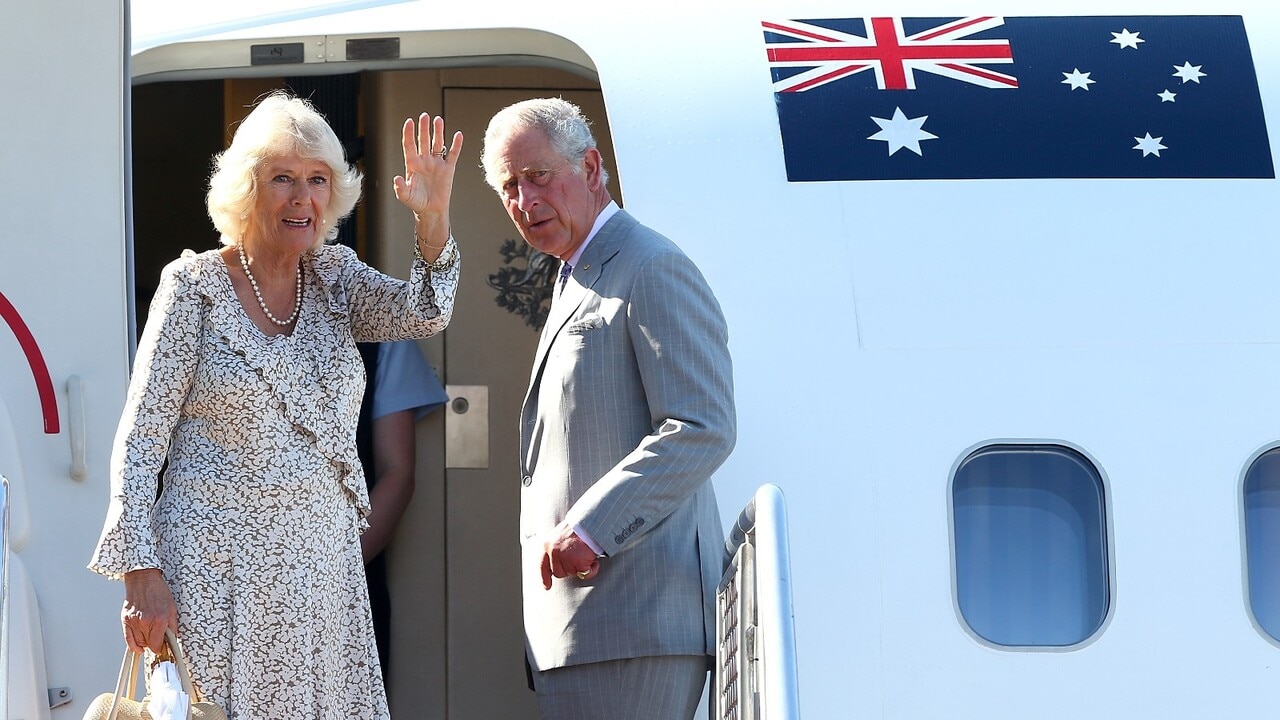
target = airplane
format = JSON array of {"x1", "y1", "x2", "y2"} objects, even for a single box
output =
[{"x1": 2, "y1": 0, "x2": 1278, "y2": 717}]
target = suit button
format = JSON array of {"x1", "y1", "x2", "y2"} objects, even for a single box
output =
[{"x1": 522, "y1": 475, "x2": 532, "y2": 487}]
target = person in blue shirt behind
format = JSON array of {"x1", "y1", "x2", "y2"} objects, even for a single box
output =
[{"x1": 355, "y1": 339, "x2": 448, "y2": 681}]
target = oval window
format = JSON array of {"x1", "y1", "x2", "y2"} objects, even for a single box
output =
[
  {"x1": 952, "y1": 444, "x2": 1110, "y2": 647},
  {"x1": 1243, "y1": 448, "x2": 1280, "y2": 641}
]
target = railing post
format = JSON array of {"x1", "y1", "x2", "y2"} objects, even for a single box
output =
[
  {"x1": 715, "y1": 483, "x2": 800, "y2": 719},
  {"x1": 753, "y1": 484, "x2": 800, "y2": 718}
]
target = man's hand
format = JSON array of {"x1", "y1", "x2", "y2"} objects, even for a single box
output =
[{"x1": 540, "y1": 523, "x2": 600, "y2": 590}]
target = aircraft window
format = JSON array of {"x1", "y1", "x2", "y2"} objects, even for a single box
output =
[
  {"x1": 952, "y1": 444, "x2": 1110, "y2": 647},
  {"x1": 1244, "y1": 448, "x2": 1280, "y2": 642}
]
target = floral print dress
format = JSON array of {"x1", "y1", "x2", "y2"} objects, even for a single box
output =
[{"x1": 89, "y1": 242, "x2": 459, "y2": 720}]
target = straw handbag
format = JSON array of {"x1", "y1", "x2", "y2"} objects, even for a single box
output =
[{"x1": 82, "y1": 629, "x2": 227, "y2": 720}]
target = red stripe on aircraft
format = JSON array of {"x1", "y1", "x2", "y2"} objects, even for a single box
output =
[{"x1": 0, "y1": 291, "x2": 60, "y2": 434}]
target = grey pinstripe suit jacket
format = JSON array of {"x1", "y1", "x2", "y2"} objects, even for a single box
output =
[{"x1": 519, "y1": 210, "x2": 736, "y2": 672}]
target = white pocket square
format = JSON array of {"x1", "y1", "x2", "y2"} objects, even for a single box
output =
[{"x1": 565, "y1": 314, "x2": 605, "y2": 334}]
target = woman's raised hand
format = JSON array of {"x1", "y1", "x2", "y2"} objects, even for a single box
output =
[{"x1": 394, "y1": 114, "x2": 463, "y2": 252}]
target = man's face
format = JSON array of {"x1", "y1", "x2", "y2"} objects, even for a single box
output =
[{"x1": 488, "y1": 126, "x2": 602, "y2": 261}]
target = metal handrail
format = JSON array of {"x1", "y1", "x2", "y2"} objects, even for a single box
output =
[{"x1": 715, "y1": 484, "x2": 800, "y2": 719}]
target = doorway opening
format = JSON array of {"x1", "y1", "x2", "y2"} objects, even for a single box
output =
[{"x1": 130, "y1": 61, "x2": 620, "y2": 718}]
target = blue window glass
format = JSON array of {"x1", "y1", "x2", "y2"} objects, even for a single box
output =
[
  {"x1": 1244, "y1": 449, "x2": 1280, "y2": 641},
  {"x1": 952, "y1": 444, "x2": 1110, "y2": 647}
]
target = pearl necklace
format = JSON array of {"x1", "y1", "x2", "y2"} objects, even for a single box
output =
[{"x1": 238, "y1": 245, "x2": 302, "y2": 327}]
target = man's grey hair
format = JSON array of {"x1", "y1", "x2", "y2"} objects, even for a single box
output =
[{"x1": 481, "y1": 97, "x2": 611, "y2": 192}]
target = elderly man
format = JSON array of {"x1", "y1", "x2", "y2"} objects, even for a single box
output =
[{"x1": 480, "y1": 97, "x2": 736, "y2": 718}]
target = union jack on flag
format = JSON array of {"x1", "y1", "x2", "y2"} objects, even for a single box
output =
[{"x1": 764, "y1": 16, "x2": 1017, "y2": 92}]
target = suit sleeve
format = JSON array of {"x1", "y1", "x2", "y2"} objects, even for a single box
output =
[{"x1": 562, "y1": 250, "x2": 736, "y2": 556}]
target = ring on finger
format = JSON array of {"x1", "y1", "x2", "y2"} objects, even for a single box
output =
[{"x1": 435, "y1": 149, "x2": 448, "y2": 160}]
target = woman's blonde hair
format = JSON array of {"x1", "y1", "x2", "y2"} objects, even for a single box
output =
[{"x1": 207, "y1": 92, "x2": 362, "y2": 246}]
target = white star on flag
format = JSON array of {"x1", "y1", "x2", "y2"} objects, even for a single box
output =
[
  {"x1": 1110, "y1": 28, "x2": 1144, "y2": 49},
  {"x1": 1173, "y1": 62, "x2": 1206, "y2": 83},
  {"x1": 1158, "y1": 90, "x2": 1177, "y2": 102},
  {"x1": 867, "y1": 107, "x2": 938, "y2": 156},
  {"x1": 1062, "y1": 68, "x2": 1096, "y2": 90},
  {"x1": 1133, "y1": 132, "x2": 1167, "y2": 157}
]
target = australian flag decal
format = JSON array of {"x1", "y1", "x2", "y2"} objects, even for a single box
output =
[{"x1": 764, "y1": 16, "x2": 1275, "y2": 181}]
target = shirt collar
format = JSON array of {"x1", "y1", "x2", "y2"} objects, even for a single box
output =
[{"x1": 564, "y1": 201, "x2": 620, "y2": 270}]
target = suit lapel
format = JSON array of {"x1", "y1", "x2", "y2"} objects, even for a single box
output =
[{"x1": 523, "y1": 211, "x2": 633, "y2": 407}]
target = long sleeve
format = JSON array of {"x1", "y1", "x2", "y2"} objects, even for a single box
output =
[
  {"x1": 89, "y1": 256, "x2": 203, "y2": 579},
  {"x1": 317, "y1": 240, "x2": 460, "y2": 343}
]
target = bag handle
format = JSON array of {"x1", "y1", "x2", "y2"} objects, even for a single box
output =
[
  {"x1": 163, "y1": 628, "x2": 207, "y2": 706},
  {"x1": 106, "y1": 631, "x2": 202, "y2": 720},
  {"x1": 105, "y1": 646, "x2": 142, "y2": 720}
]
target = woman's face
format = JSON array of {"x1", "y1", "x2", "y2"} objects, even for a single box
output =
[{"x1": 249, "y1": 154, "x2": 332, "y2": 254}]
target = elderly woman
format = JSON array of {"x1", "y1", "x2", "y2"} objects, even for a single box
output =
[{"x1": 88, "y1": 92, "x2": 461, "y2": 718}]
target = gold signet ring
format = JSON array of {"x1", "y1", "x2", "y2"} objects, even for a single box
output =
[{"x1": 576, "y1": 570, "x2": 590, "y2": 580}]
